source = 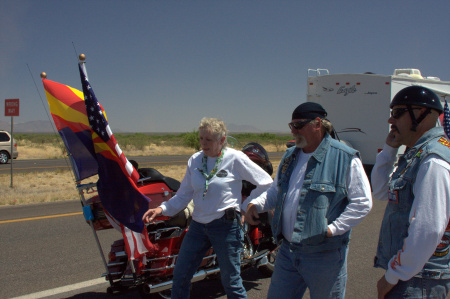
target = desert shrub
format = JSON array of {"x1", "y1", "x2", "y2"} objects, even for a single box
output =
[{"x1": 182, "y1": 130, "x2": 200, "y2": 151}]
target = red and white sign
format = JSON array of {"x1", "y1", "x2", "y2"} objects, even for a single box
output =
[{"x1": 5, "y1": 99, "x2": 19, "y2": 116}]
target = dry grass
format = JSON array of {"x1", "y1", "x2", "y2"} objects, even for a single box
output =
[
  {"x1": 17, "y1": 142, "x2": 282, "y2": 160},
  {"x1": 1, "y1": 170, "x2": 80, "y2": 206},
  {"x1": 1, "y1": 143, "x2": 280, "y2": 206},
  {"x1": 18, "y1": 144, "x2": 198, "y2": 160},
  {"x1": 0, "y1": 161, "x2": 280, "y2": 206},
  {"x1": 19, "y1": 142, "x2": 67, "y2": 159},
  {"x1": 0, "y1": 164, "x2": 189, "y2": 206}
]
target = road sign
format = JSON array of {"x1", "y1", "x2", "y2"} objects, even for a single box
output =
[{"x1": 5, "y1": 99, "x2": 20, "y2": 116}]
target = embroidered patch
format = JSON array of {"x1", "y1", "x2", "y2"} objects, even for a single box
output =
[
  {"x1": 438, "y1": 137, "x2": 450, "y2": 149},
  {"x1": 281, "y1": 156, "x2": 292, "y2": 174},
  {"x1": 216, "y1": 170, "x2": 228, "y2": 177},
  {"x1": 434, "y1": 234, "x2": 450, "y2": 257},
  {"x1": 388, "y1": 190, "x2": 398, "y2": 203},
  {"x1": 415, "y1": 149, "x2": 423, "y2": 158}
]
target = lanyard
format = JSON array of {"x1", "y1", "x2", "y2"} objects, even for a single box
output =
[{"x1": 199, "y1": 149, "x2": 224, "y2": 200}]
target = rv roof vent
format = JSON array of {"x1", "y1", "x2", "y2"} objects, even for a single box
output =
[
  {"x1": 426, "y1": 76, "x2": 441, "y2": 81},
  {"x1": 394, "y1": 69, "x2": 423, "y2": 79}
]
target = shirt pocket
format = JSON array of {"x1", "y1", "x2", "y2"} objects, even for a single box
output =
[
  {"x1": 389, "y1": 178, "x2": 412, "y2": 211},
  {"x1": 302, "y1": 183, "x2": 334, "y2": 245}
]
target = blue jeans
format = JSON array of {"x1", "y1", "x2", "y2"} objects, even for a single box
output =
[
  {"x1": 267, "y1": 240, "x2": 348, "y2": 299},
  {"x1": 385, "y1": 277, "x2": 450, "y2": 298},
  {"x1": 171, "y1": 216, "x2": 246, "y2": 299}
]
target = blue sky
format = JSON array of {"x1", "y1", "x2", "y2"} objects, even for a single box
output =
[{"x1": 1, "y1": 0, "x2": 450, "y2": 133}]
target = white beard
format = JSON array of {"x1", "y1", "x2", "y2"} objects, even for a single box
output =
[{"x1": 295, "y1": 135, "x2": 308, "y2": 148}]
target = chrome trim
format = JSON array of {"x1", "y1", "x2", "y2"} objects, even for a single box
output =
[
  {"x1": 106, "y1": 261, "x2": 126, "y2": 267},
  {"x1": 149, "y1": 227, "x2": 184, "y2": 240},
  {"x1": 256, "y1": 256, "x2": 268, "y2": 268},
  {"x1": 142, "y1": 254, "x2": 216, "y2": 273},
  {"x1": 112, "y1": 251, "x2": 128, "y2": 258},
  {"x1": 143, "y1": 267, "x2": 221, "y2": 294}
]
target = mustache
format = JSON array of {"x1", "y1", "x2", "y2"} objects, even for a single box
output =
[{"x1": 390, "y1": 125, "x2": 398, "y2": 132}]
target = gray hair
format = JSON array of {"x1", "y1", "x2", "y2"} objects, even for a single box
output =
[
  {"x1": 311, "y1": 118, "x2": 334, "y2": 135},
  {"x1": 199, "y1": 117, "x2": 228, "y2": 148}
]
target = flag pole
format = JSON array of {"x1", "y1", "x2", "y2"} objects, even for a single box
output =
[
  {"x1": 42, "y1": 62, "x2": 113, "y2": 286},
  {"x1": 76, "y1": 54, "x2": 115, "y2": 285}
]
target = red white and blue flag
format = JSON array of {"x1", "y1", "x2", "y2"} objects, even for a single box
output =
[
  {"x1": 78, "y1": 62, "x2": 150, "y2": 233},
  {"x1": 443, "y1": 100, "x2": 450, "y2": 140},
  {"x1": 43, "y1": 62, "x2": 156, "y2": 260}
]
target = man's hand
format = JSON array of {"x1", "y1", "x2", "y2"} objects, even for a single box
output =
[
  {"x1": 327, "y1": 227, "x2": 332, "y2": 237},
  {"x1": 386, "y1": 129, "x2": 401, "y2": 148},
  {"x1": 377, "y1": 275, "x2": 396, "y2": 299},
  {"x1": 244, "y1": 203, "x2": 260, "y2": 225},
  {"x1": 142, "y1": 207, "x2": 163, "y2": 223}
]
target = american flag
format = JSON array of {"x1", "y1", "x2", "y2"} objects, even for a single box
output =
[
  {"x1": 444, "y1": 100, "x2": 450, "y2": 140},
  {"x1": 79, "y1": 63, "x2": 139, "y2": 183},
  {"x1": 78, "y1": 62, "x2": 155, "y2": 260}
]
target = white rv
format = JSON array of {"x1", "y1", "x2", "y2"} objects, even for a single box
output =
[{"x1": 307, "y1": 68, "x2": 450, "y2": 169}]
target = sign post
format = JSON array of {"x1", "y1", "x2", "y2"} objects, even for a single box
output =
[{"x1": 5, "y1": 99, "x2": 19, "y2": 188}]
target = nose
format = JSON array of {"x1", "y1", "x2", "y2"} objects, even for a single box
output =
[
  {"x1": 388, "y1": 116, "x2": 395, "y2": 125},
  {"x1": 290, "y1": 126, "x2": 298, "y2": 134}
]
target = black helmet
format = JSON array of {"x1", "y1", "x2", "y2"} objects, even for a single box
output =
[
  {"x1": 390, "y1": 86, "x2": 443, "y2": 113},
  {"x1": 242, "y1": 142, "x2": 273, "y2": 175},
  {"x1": 241, "y1": 142, "x2": 273, "y2": 197}
]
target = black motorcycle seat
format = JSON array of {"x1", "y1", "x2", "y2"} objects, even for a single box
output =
[{"x1": 138, "y1": 167, "x2": 181, "y2": 192}]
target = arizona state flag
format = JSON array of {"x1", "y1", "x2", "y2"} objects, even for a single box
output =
[{"x1": 42, "y1": 67, "x2": 150, "y2": 233}]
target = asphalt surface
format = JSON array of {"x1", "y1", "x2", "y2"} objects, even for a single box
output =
[{"x1": 0, "y1": 198, "x2": 387, "y2": 298}]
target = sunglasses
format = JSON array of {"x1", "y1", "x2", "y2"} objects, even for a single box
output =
[
  {"x1": 390, "y1": 107, "x2": 422, "y2": 119},
  {"x1": 288, "y1": 119, "x2": 312, "y2": 130}
]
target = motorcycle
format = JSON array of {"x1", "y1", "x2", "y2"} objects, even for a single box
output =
[{"x1": 84, "y1": 142, "x2": 278, "y2": 298}]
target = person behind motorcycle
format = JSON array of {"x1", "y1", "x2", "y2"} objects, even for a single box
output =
[
  {"x1": 142, "y1": 117, "x2": 273, "y2": 299},
  {"x1": 245, "y1": 102, "x2": 372, "y2": 299}
]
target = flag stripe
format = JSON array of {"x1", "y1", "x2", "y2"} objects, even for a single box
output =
[{"x1": 44, "y1": 81, "x2": 89, "y2": 119}]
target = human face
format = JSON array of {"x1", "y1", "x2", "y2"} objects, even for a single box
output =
[
  {"x1": 290, "y1": 118, "x2": 311, "y2": 148},
  {"x1": 388, "y1": 105, "x2": 425, "y2": 147},
  {"x1": 199, "y1": 129, "x2": 224, "y2": 157}
]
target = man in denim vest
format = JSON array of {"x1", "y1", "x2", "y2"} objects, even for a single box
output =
[
  {"x1": 372, "y1": 86, "x2": 450, "y2": 298},
  {"x1": 245, "y1": 102, "x2": 372, "y2": 298}
]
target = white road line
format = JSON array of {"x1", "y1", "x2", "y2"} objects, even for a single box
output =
[{"x1": 10, "y1": 278, "x2": 108, "y2": 299}]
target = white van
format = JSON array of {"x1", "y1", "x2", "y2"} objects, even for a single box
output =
[{"x1": 0, "y1": 131, "x2": 19, "y2": 164}]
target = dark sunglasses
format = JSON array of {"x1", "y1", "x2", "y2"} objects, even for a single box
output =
[
  {"x1": 390, "y1": 107, "x2": 422, "y2": 119},
  {"x1": 288, "y1": 119, "x2": 312, "y2": 130}
]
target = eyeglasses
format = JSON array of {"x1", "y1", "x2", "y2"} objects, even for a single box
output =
[
  {"x1": 288, "y1": 119, "x2": 312, "y2": 130},
  {"x1": 390, "y1": 107, "x2": 422, "y2": 119}
]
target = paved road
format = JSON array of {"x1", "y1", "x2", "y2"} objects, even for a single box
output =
[
  {"x1": 0, "y1": 153, "x2": 285, "y2": 175},
  {"x1": 0, "y1": 198, "x2": 386, "y2": 298}
]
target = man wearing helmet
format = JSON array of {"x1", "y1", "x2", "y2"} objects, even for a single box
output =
[{"x1": 372, "y1": 86, "x2": 450, "y2": 298}]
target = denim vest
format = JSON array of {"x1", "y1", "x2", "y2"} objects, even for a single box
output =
[
  {"x1": 272, "y1": 133, "x2": 358, "y2": 252},
  {"x1": 375, "y1": 127, "x2": 450, "y2": 279}
]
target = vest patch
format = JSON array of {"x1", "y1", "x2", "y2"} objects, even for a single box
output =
[
  {"x1": 434, "y1": 234, "x2": 450, "y2": 257},
  {"x1": 281, "y1": 155, "x2": 292, "y2": 174},
  {"x1": 415, "y1": 149, "x2": 423, "y2": 158},
  {"x1": 388, "y1": 190, "x2": 398, "y2": 203},
  {"x1": 438, "y1": 137, "x2": 450, "y2": 149}
]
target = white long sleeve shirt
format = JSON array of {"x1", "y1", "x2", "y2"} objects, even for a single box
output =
[
  {"x1": 160, "y1": 147, "x2": 273, "y2": 224},
  {"x1": 371, "y1": 144, "x2": 450, "y2": 285},
  {"x1": 250, "y1": 150, "x2": 372, "y2": 242}
]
